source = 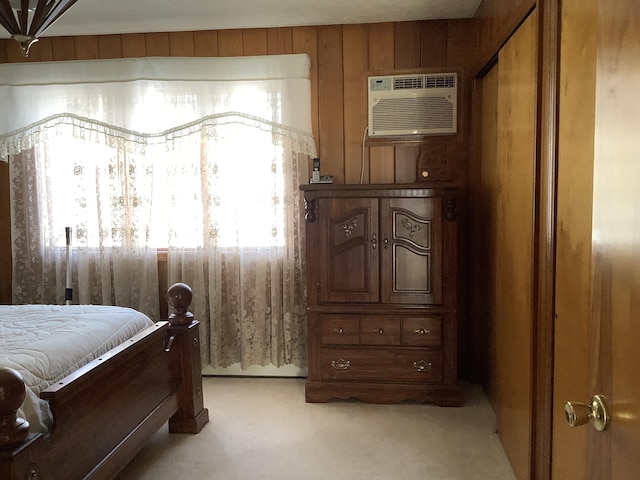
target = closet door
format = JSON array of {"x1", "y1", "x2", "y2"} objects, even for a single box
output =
[{"x1": 476, "y1": 10, "x2": 538, "y2": 480}]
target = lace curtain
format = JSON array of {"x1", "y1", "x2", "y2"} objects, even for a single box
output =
[
  {"x1": 8, "y1": 144, "x2": 161, "y2": 314},
  {"x1": 0, "y1": 55, "x2": 315, "y2": 369}
]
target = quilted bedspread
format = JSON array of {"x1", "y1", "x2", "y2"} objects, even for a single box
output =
[{"x1": 0, "y1": 304, "x2": 155, "y2": 434}]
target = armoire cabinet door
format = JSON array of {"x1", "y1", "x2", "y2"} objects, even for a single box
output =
[
  {"x1": 380, "y1": 197, "x2": 442, "y2": 304},
  {"x1": 319, "y1": 198, "x2": 379, "y2": 303}
]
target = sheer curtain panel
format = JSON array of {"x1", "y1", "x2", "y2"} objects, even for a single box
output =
[{"x1": 0, "y1": 55, "x2": 315, "y2": 369}]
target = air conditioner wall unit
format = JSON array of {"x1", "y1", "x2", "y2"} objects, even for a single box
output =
[{"x1": 367, "y1": 72, "x2": 457, "y2": 137}]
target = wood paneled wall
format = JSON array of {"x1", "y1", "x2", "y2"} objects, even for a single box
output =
[{"x1": 0, "y1": 19, "x2": 477, "y2": 186}]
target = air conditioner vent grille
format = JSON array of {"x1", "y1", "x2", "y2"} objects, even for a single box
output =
[
  {"x1": 425, "y1": 74, "x2": 456, "y2": 89},
  {"x1": 372, "y1": 97, "x2": 455, "y2": 133},
  {"x1": 393, "y1": 76, "x2": 423, "y2": 89}
]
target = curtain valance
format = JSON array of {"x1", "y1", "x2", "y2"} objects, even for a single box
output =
[
  {"x1": 1, "y1": 111, "x2": 317, "y2": 158},
  {"x1": 0, "y1": 54, "x2": 314, "y2": 159}
]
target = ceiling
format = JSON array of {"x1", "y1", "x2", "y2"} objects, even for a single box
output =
[{"x1": 0, "y1": 0, "x2": 482, "y2": 39}]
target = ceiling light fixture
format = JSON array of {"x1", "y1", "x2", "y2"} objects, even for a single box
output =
[{"x1": 0, "y1": 0, "x2": 79, "y2": 56}]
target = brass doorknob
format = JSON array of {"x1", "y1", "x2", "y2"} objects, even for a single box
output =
[{"x1": 564, "y1": 394, "x2": 609, "y2": 431}]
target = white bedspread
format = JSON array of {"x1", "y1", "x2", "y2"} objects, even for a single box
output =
[{"x1": 0, "y1": 304, "x2": 154, "y2": 434}]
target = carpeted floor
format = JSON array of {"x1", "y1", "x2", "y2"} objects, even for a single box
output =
[{"x1": 116, "y1": 377, "x2": 516, "y2": 480}]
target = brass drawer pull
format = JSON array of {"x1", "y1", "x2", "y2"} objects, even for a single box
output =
[
  {"x1": 414, "y1": 328, "x2": 432, "y2": 335},
  {"x1": 371, "y1": 233, "x2": 377, "y2": 249},
  {"x1": 331, "y1": 358, "x2": 351, "y2": 370},
  {"x1": 334, "y1": 327, "x2": 344, "y2": 334},
  {"x1": 377, "y1": 328, "x2": 384, "y2": 335},
  {"x1": 412, "y1": 360, "x2": 433, "y2": 372},
  {"x1": 26, "y1": 469, "x2": 39, "y2": 480}
]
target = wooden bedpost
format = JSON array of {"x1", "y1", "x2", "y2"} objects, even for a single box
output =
[
  {"x1": 0, "y1": 368, "x2": 30, "y2": 447},
  {"x1": 166, "y1": 282, "x2": 210, "y2": 434}
]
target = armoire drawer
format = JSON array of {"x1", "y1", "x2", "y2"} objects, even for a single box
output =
[
  {"x1": 320, "y1": 348, "x2": 443, "y2": 383},
  {"x1": 402, "y1": 316, "x2": 443, "y2": 347},
  {"x1": 361, "y1": 316, "x2": 401, "y2": 345},
  {"x1": 319, "y1": 315, "x2": 360, "y2": 345},
  {"x1": 319, "y1": 314, "x2": 402, "y2": 346}
]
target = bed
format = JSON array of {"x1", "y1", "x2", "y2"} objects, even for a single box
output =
[{"x1": 0, "y1": 282, "x2": 209, "y2": 480}]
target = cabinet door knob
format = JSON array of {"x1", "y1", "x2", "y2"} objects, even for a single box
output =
[
  {"x1": 376, "y1": 328, "x2": 384, "y2": 335},
  {"x1": 334, "y1": 327, "x2": 344, "y2": 334},
  {"x1": 382, "y1": 233, "x2": 389, "y2": 249},
  {"x1": 371, "y1": 233, "x2": 377, "y2": 249}
]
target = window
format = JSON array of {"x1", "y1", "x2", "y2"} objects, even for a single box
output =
[
  {"x1": 1, "y1": 55, "x2": 315, "y2": 251},
  {"x1": 42, "y1": 116, "x2": 288, "y2": 249}
]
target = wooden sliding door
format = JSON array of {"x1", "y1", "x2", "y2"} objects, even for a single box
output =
[{"x1": 475, "y1": 10, "x2": 538, "y2": 480}]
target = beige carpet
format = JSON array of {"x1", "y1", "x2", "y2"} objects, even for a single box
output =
[{"x1": 117, "y1": 377, "x2": 516, "y2": 480}]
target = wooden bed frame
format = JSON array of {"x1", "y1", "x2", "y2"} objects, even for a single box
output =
[{"x1": 0, "y1": 283, "x2": 209, "y2": 480}]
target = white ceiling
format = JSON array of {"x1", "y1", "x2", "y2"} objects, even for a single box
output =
[{"x1": 0, "y1": 0, "x2": 482, "y2": 39}]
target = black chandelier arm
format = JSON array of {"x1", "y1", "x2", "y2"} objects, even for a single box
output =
[
  {"x1": 18, "y1": 0, "x2": 30, "y2": 32},
  {"x1": 0, "y1": 0, "x2": 79, "y2": 38},
  {"x1": 31, "y1": 0, "x2": 78, "y2": 38},
  {"x1": 0, "y1": 0, "x2": 21, "y2": 34},
  {"x1": 29, "y1": 0, "x2": 55, "y2": 37}
]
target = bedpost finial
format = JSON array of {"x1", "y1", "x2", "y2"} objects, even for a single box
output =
[
  {"x1": 167, "y1": 282, "x2": 194, "y2": 325},
  {"x1": 0, "y1": 367, "x2": 30, "y2": 446}
]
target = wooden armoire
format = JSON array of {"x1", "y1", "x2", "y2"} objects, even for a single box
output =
[{"x1": 301, "y1": 183, "x2": 461, "y2": 405}]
